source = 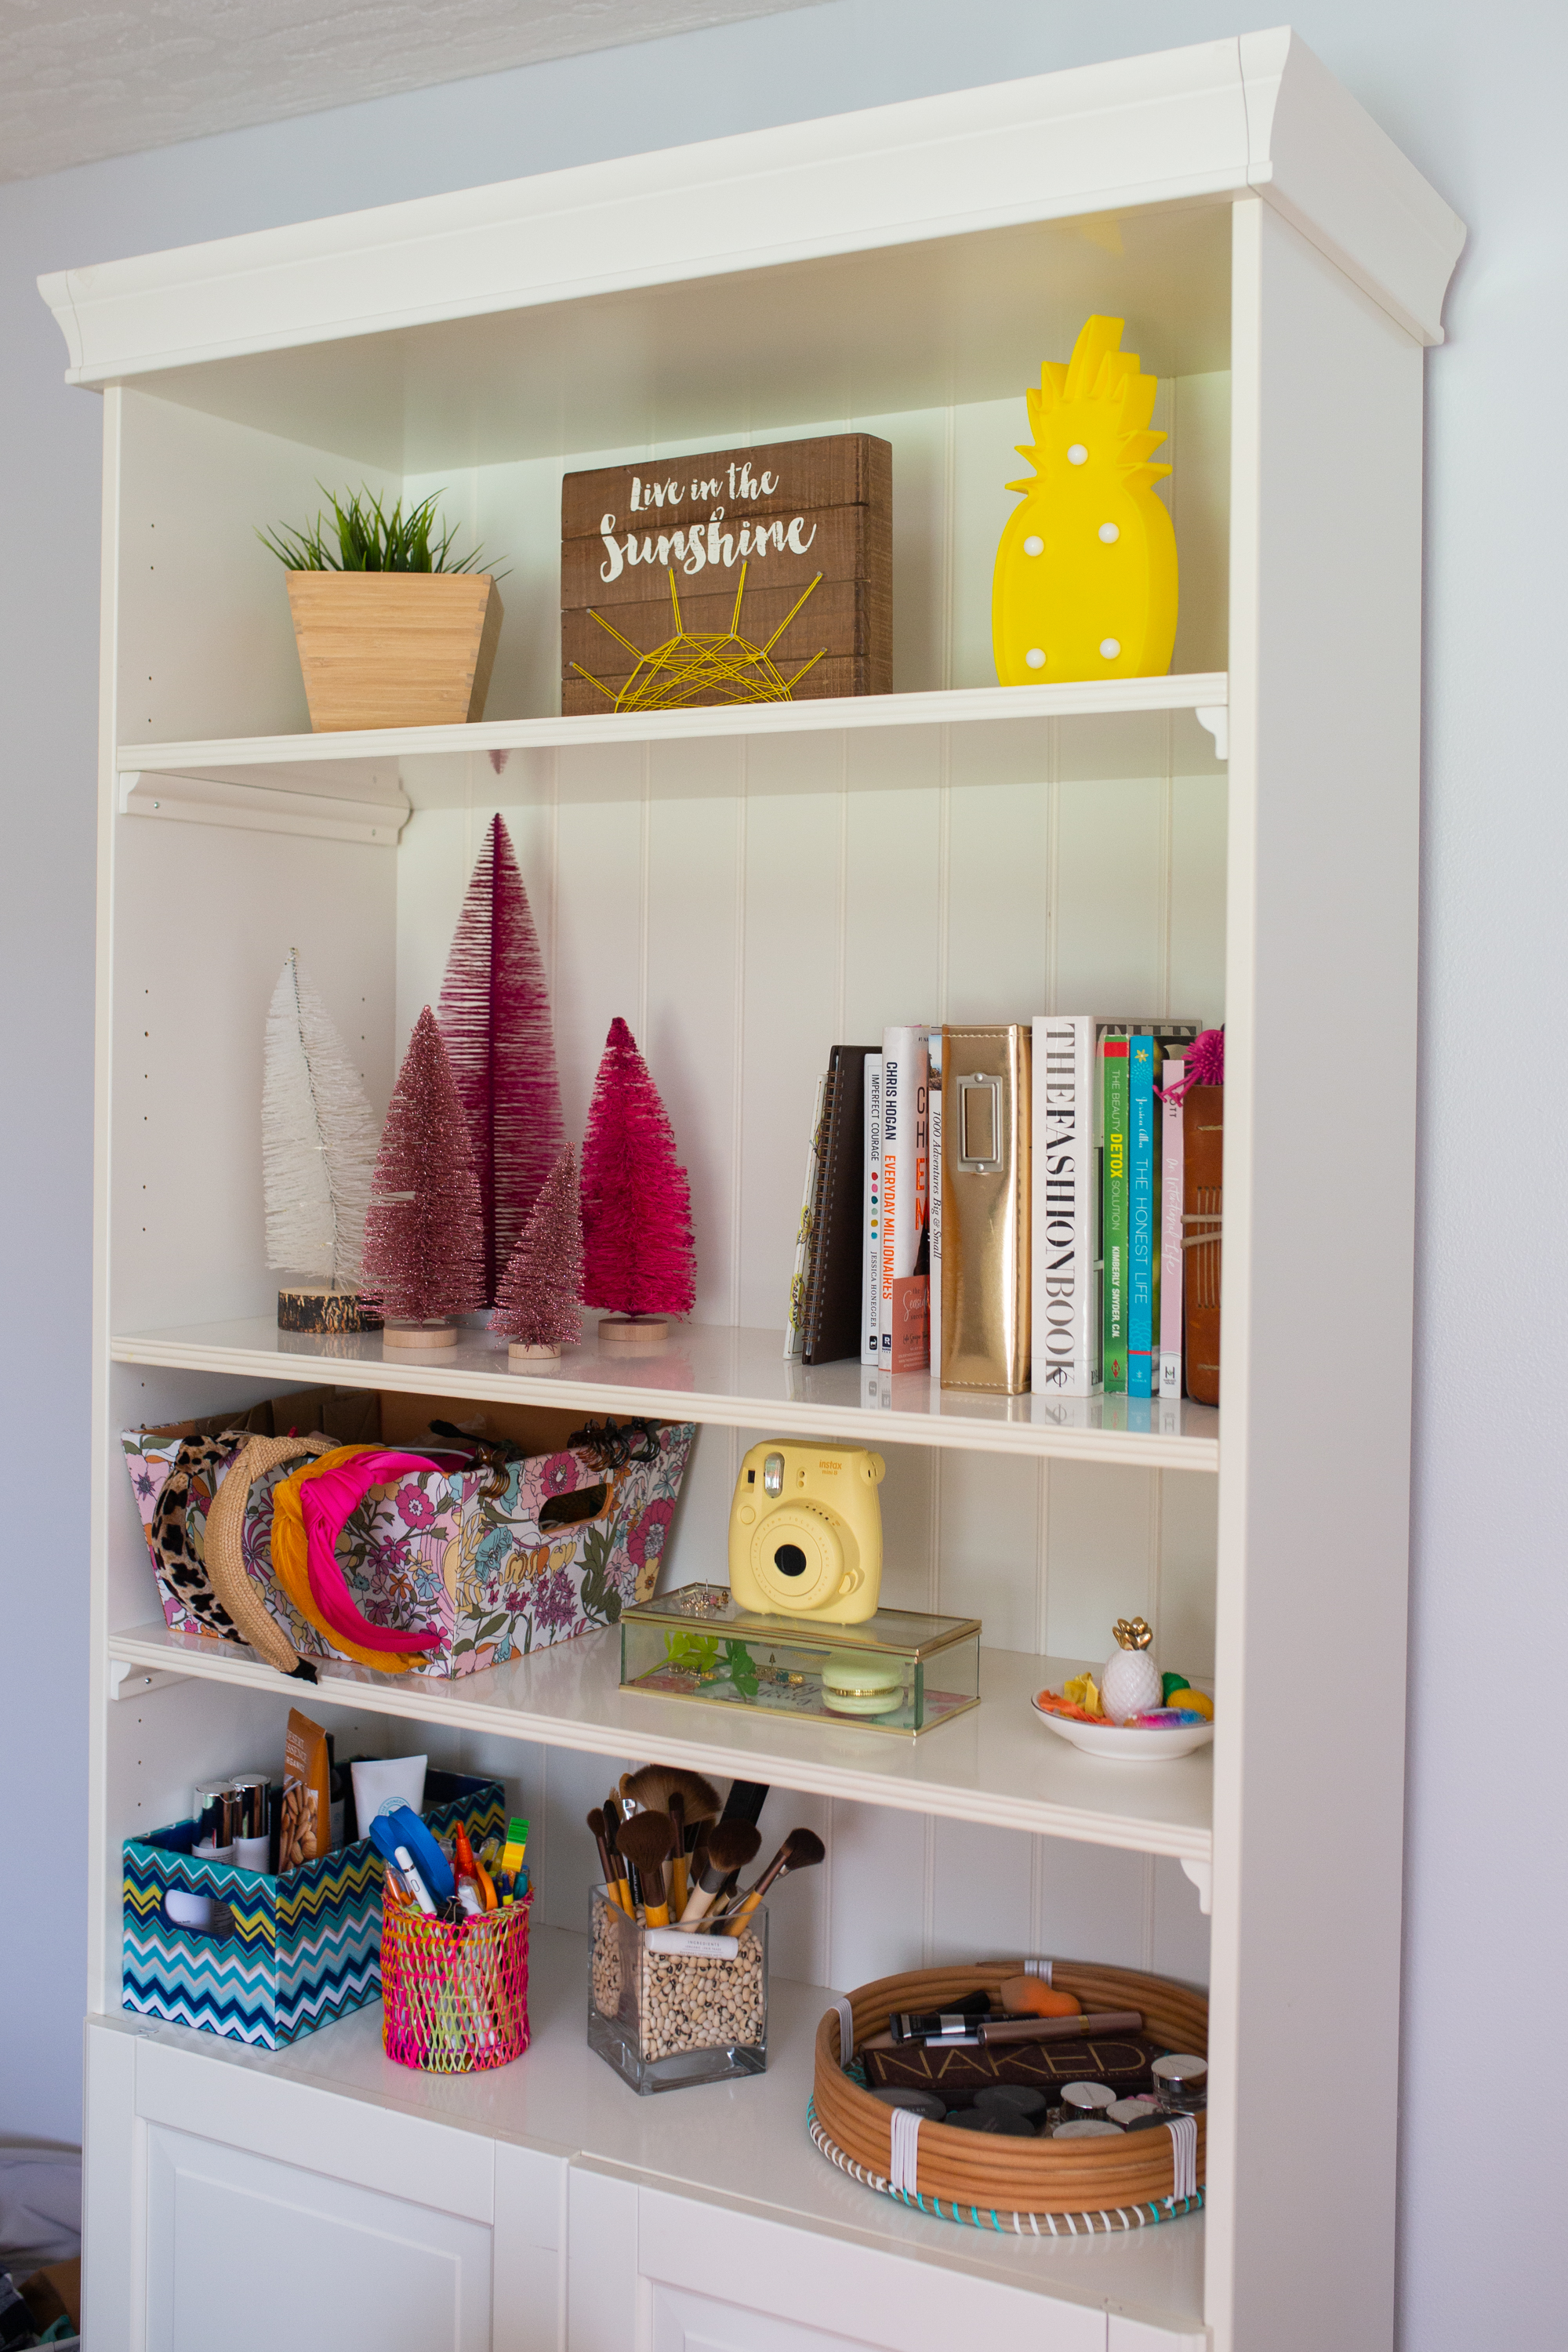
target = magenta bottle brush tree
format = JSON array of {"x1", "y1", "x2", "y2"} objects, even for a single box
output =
[
  {"x1": 437, "y1": 812, "x2": 564, "y2": 1305},
  {"x1": 360, "y1": 1007, "x2": 487, "y2": 1349},
  {"x1": 492, "y1": 1143, "x2": 584, "y2": 1363},
  {"x1": 580, "y1": 1016, "x2": 696, "y2": 1351}
]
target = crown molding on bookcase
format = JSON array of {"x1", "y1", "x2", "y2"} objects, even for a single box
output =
[{"x1": 40, "y1": 29, "x2": 1463, "y2": 390}]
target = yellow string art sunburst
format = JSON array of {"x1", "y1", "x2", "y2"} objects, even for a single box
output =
[{"x1": 572, "y1": 563, "x2": 826, "y2": 713}]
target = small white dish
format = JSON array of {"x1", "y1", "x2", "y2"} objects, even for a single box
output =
[{"x1": 1031, "y1": 1693, "x2": 1214, "y2": 1761}]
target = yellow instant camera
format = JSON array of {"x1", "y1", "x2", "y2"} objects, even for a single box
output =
[{"x1": 728, "y1": 1442, "x2": 886, "y2": 1624}]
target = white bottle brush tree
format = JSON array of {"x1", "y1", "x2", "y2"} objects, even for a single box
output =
[{"x1": 262, "y1": 951, "x2": 381, "y2": 1330}]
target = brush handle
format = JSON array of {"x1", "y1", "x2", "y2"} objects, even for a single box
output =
[{"x1": 977, "y1": 2008, "x2": 1143, "y2": 2046}]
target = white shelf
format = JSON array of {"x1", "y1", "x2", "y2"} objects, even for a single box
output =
[
  {"x1": 96, "y1": 1927, "x2": 1206, "y2": 2328},
  {"x1": 117, "y1": 673, "x2": 1229, "y2": 811},
  {"x1": 109, "y1": 1317, "x2": 1220, "y2": 1472},
  {"x1": 107, "y1": 1620, "x2": 1213, "y2": 1866}
]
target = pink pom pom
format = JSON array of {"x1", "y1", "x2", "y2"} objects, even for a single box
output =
[{"x1": 1158, "y1": 1027, "x2": 1225, "y2": 1104}]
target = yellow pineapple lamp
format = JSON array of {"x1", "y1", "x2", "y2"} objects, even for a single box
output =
[{"x1": 992, "y1": 315, "x2": 1178, "y2": 686}]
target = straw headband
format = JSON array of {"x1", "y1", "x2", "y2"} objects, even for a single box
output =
[{"x1": 204, "y1": 1432, "x2": 334, "y2": 1680}]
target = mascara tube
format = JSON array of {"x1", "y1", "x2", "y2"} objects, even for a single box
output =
[
  {"x1": 193, "y1": 1781, "x2": 236, "y2": 1863},
  {"x1": 229, "y1": 1775, "x2": 271, "y2": 1871}
]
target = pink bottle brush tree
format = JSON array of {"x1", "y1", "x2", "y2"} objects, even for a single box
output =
[
  {"x1": 580, "y1": 1017, "x2": 695, "y2": 1348},
  {"x1": 491, "y1": 1143, "x2": 584, "y2": 1362},
  {"x1": 437, "y1": 813, "x2": 564, "y2": 1305},
  {"x1": 360, "y1": 1007, "x2": 487, "y2": 1346}
]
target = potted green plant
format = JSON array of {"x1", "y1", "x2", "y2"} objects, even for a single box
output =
[{"x1": 260, "y1": 487, "x2": 506, "y2": 731}]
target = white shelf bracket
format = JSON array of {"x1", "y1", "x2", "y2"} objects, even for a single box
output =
[
  {"x1": 119, "y1": 769, "x2": 410, "y2": 844},
  {"x1": 109, "y1": 1659, "x2": 187, "y2": 1700},
  {"x1": 1195, "y1": 706, "x2": 1229, "y2": 763},
  {"x1": 1180, "y1": 1856, "x2": 1213, "y2": 1915}
]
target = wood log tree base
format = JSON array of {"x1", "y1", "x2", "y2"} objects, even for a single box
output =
[
  {"x1": 561, "y1": 434, "x2": 891, "y2": 713},
  {"x1": 276, "y1": 1288, "x2": 383, "y2": 1334},
  {"x1": 597, "y1": 1316, "x2": 672, "y2": 1353},
  {"x1": 812, "y1": 1960, "x2": 1207, "y2": 2219},
  {"x1": 509, "y1": 1341, "x2": 562, "y2": 1363}
]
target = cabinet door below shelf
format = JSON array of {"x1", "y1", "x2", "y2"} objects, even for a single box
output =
[{"x1": 146, "y1": 2125, "x2": 494, "y2": 2352}]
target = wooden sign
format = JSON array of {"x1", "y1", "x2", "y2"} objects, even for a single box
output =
[{"x1": 561, "y1": 434, "x2": 891, "y2": 714}]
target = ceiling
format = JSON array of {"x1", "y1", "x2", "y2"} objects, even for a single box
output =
[{"x1": 0, "y1": 0, "x2": 813, "y2": 183}]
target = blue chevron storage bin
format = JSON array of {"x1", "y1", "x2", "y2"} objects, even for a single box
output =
[{"x1": 122, "y1": 1771, "x2": 505, "y2": 2048}]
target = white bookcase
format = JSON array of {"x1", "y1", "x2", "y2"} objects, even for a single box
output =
[{"x1": 45, "y1": 28, "x2": 1462, "y2": 2352}]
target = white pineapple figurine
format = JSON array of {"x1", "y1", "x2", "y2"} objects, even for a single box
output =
[{"x1": 1102, "y1": 1617, "x2": 1161, "y2": 1725}]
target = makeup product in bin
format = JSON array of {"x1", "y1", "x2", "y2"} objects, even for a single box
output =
[
  {"x1": 1062, "y1": 2081, "x2": 1119, "y2": 2120},
  {"x1": 279, "y1": 1709, "x2": 331, "y2": 1870},
  {"x1": 1054, "y1": 2118, "x2": 1123, "y2": 2140},
  {"x1": 349, "y1": 1754, "x2": 427, "y2": 1831},
  {"x1": 1151, "y1": 2052, "x2": 1208, "y2": 2110},
  {"x1": 229, "y1": 1775, "x2": 271, "y2": 1871},
  {"x1": 193, "y1": 1782, "x2": 236, "y2": 1861}
]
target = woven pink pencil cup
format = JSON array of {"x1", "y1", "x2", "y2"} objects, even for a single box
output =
[{"x1": 381, "y1": 1892, "x2": 533, "y2": 2072}]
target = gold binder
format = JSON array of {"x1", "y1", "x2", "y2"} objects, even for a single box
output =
[{"x1": 939, "y1": 1025, "x2": 1032, "y2": 1394}]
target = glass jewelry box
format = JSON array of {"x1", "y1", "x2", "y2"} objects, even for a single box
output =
[{"x1": 618, "y1": 1584, "x2": 981, "y2": 1736}]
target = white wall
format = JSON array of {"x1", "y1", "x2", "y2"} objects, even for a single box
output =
[{"x1": 0, "y1": 4, "x2": 1556, "y2": 2344}]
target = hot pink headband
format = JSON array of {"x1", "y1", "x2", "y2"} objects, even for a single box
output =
[{"x1": 299, "y1": 1450, "x2": 465, "y2": 1654}]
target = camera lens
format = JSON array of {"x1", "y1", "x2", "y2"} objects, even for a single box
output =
[{"x1": 773, "y1": 1543, "x2": 808, "y2": 1578}]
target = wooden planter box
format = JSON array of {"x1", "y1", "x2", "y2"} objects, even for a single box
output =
[{"x1": 286, "y1": 572, "x2": 503, "y2": 730}]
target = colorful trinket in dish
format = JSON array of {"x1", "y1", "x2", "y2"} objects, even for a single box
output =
[{"x1": 1031, "y1": 1679, "x2": 1215, "y2": 1761}]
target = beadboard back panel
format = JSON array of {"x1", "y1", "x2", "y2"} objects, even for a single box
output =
[{"x1": 114, "y1": 375, "x2": 1229, "y2": 742}]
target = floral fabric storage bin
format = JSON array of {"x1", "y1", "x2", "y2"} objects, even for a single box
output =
[{"x1": 121, "y1": 1405, "x2": 695, "y2": 1679}]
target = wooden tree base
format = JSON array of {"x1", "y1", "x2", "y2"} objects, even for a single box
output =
[
  {"x1": 383, "y1": 1321, "x2": 460, "y2": 1352},
  {"x1": 277, "y1": 1288, "x2": 383, "y2": 1335},
  {"x1": 509, "y1": 1341, "x2": 562, "y2": 1365},
  {"x1": 597, "y1": 1316, "x2": 672, "y2": 1353}
]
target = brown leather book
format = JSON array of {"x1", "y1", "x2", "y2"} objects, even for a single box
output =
[
  {"x1": 1182, "y1": 1085, "x2": 1223, "y2": 1405},
  {"x1": 803, "y1": 1046, "x2": 878, "y2": 1366}
]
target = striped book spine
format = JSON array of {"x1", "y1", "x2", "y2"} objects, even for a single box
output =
[
  {"x1": 1160, "y1": 1057, "x2": 1185, "y2": 1397},
  {"x1": 1102, "y1": 1037, "x2": 1130, "y2": 1392},
  {"x1": 1127, "y1": 1034, "x2": 1160, "y2": 1399}
]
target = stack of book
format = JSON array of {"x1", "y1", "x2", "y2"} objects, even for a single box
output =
[
  {"x1": 784, "y1": 1027, "x2": 932, "y2": 1371},
  {"x1": 1030, "y1": 1018, "x2": 1209, "y2": 1401},
  {"x1": 785, "y1": 1017, "x2": 1222, "y2": 1406}
]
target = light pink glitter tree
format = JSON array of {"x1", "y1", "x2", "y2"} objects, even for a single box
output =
[
  {"x1": 437, "y1": 813, "x2": 563, "y2": 1304},
  {"x1": 579, "y1": 1018, "x2": 695, "y2": 1331},
  {"x1": 360, "y1": 1008, "x2": 486, "y2": 1332},
  {"x1": 491, "y1": 1144, "x2": 583, "y2": 1358}
]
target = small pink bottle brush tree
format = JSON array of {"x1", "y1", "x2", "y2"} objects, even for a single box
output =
[
  {"x1": 580, "y1": 1018, "x2": 695, "y2": 1327},
  {"x1": 360, "y1": 1007, "x2": 486, "y2": 1327},
  {"x1": 490, "y1": 1144, "x2": 583, "y2": 1356},
  {"x1": 437, "y1": 813, "x2": 564, "y2": 1304}
]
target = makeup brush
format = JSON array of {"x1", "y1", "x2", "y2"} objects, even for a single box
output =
[
  {"x1": 863, "y1": 2006, "x2": 1142, "y2": 2053},
  {"x1": 587, "y1": 1807, "x2": 630, "y2": 1915},
  {"x1": 620, "y1": 1767, "x2": 720, "y2": 1911},
  {"x1": 717, "y1": 1778, "x2": 770, "y2": 1829},
  {"x1": 621, "y1": 1764, "x2": 721, "y2": 1825},
  {"x1": 615, "y1": 1810, "x2": 675, "y2": 1926},
  {"x1": 600, "y1": 1798, "x2": 633, "y2": 1912},
  {"x1": 667, "y1": 1795, "x2": 689, "y2": 1915},
  {"x1": 722, "y1": 1827, "x2": 826, "y2": 1932},
  {"x1": 678, "y1": 1820, "x2": 761, "y2": 1923}
]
